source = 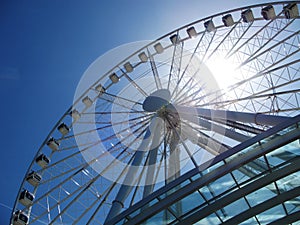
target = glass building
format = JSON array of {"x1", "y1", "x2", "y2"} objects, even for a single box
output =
[{"x1": 107, "y1": 115, "x2": 300, "y2": 224}]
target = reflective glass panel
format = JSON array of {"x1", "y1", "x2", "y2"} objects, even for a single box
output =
[
  {"x1": 256, "y1": 204, "x2": 286, "y2": 224},
  {"x1": 169, "y1": 190, "x2": 205, "y2": 218}
]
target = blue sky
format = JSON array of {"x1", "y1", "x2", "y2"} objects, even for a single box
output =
[{"x1": 0, "y1": 0, "x2": 282, "y2": 223}]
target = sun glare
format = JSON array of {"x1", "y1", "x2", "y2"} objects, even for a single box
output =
[{"x1": 206, "y1": 55, "x2": 240, "y2": 91}]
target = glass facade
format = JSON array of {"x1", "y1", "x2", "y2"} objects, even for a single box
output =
[{"x1": 108, "y1": 115, "x2": 300, "y2": 225}]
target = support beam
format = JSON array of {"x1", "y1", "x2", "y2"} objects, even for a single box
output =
[
  {"x1": 143, "y1": 121, "x2": 163, "y2": 197},
  {"x1": 105, "y1": 118, "x2": 159, "y2": 223},
  {"x1": 143, "y1": 93, "x2": 289, "y2": 127},
  {"x1": 176, "y1": 106, "x2": 289, "y2": 126},
  {"x1": 181, "y1": 114, "x2": 250, "y2": 142}
]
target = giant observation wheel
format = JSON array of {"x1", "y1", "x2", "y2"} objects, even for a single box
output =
[{"x1": 11, "y1": 2, "x2": 300, "y2": 225}]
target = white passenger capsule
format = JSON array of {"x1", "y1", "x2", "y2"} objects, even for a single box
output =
[
  {"x1": 186, "y1": 26, "x2": 197, "y2": 38},
  {"x1": 82, "y1": 96, "x2": 93, "y2": 107},
  {"x1": 57, "y1": 123, "x2": 70, "y2": 135},
  {"x1": 26, "y1": 171, "x2": 42, "y2": 187},
  {"x1": 170, "y1": 34, "x2": 180, "y2": 44},
  {"x1": 222, "y1": 14, "x2": 234, "y2": 27},
  {"x1": 70, "y1": 109, "x2": 81, "y2": 122},
  {"x1": 95, "y1": 83, "x2": 105, "y2": 96},
  {"x1": 204, "y1": 20, "x2": 215, "y2": 32},
  {"x1": 19, "y1": 190, "x2": 35, "y2": 206},
  {"x1": 261, "y1": 5, "x2": 276, "y2": 20},
  {"x1": 154, "y1": 43, "x2": 164, "y2": 54},
  {"x1": 124, "y1": 62, "x2": 134, "y2": 73},
  {"x1": 47, "y1": 137, "x2": 59, "y2": 151},
  {"x1": 13, "y1": 210, "x2": 28, "y2": 225},
  {"x1": 109, "y1": 73, "x2": 119, "y2": 83},
  {"x1": 138, "y1": 52, "x2": 148, "y2": 62},
  {"x1": 36, "y1": 154, "x2": 50, "y2": 168},
  {"x1": 241, "y1": 9, "x2": 254, "y2": 23},
  {"x1": 283, "y1": 3, "x2": 299, "y2": 19}
]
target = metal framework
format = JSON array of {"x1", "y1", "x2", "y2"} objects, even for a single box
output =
[
  {"x1": 11, "y1": 1, "x2": 300, "y2": 225},
  {"x1": 107, "y1": 115, "x2": 300, "y2": 224}
]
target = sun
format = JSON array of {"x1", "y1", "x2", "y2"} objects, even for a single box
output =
[{"x1": 206, "y1": 54, "x2": 240, "y2": 91}]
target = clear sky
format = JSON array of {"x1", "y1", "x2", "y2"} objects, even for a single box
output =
[{"x1": 0, "y1": 0, "x2": 285, "y2": 223}]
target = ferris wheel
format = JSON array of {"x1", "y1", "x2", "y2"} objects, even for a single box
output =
[{"x1": 11, "y1": 2, "x2": 300, "y2": 225}]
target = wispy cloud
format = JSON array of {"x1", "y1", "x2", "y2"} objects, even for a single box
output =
[{"x1": 0, "y1": 202, "x2": 12, "y2": 210}]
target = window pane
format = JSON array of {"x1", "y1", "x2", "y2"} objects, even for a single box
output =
[
  {"x1": 208, "y1": 173, "x2": 236, "y2": 197},
  {"x1": 169, "y1": 190, "x2": 205, "y2": 218},
  {"x1": 246, "y1": 183, "x2": 277, "y2": 207},
  {"x1": 284, "y1": 197, "x2": 300, "y2": 214},
  {"x1": 257, "y1": 204, "x2": 286, "y2": 224},
  {"x1": 194, "y1": 212, "x2": 221, "y2": 225},
  {"x1": 143, "y1": 209, "x2": 175, "y2": 225},
  {"x1": 222, "y1": 198, "x2": 249, "y2": 220}
]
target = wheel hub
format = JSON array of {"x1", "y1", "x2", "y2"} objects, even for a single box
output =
[{"x1": 143, "y1": 89, "x2": 180, "y2": 129}]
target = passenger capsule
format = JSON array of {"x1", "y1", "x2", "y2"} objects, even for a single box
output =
[
  {"x1": 36, "y1": 154, "x2": 50, "y2": 168},
  {"x1": 26, "y1": 171, "x2": 42, "y2": 187},
  {"x1": 241, "y1": 9, "x2": 254, "y2": 23},
  {"x1": 57, "y1": 123, "x2": 70, "y2": 135},
  {"x1": 47, "y1": 137, "x2": 59, "y2": 151},
  {"x1": 19, "y1": 190, "x2": 35, "y2": 206},
  {"x1": 109, "y1": 73, "x2": 119, "y2": 83},
  {"x1": 82, "y1": 96, "x2": 93, "y2": 107},
  {"x1": 186, "y1": 26, "x2": 197, "y2": 38},
  {"x1": 138, "y1": 52, "x2": 148, "y2": 62},
  {"x1": 13, "y1": 210, "x2": 28, "y2": 225},
  {"x1": 154, "y1": 43, "x2": 164, "y2": 54},
  {"x1": 222, "y1": 14, "x2": 234, "y2": 26},
  {"x1": 261, "y1": 5, "x2": 276, "y2": 20}
]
